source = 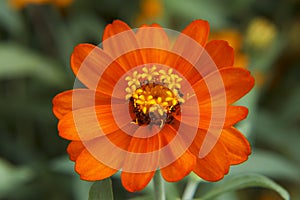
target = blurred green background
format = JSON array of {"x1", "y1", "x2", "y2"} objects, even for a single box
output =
[{"x1": 0, "y1": 0, "x2": 299, "y2": 199}]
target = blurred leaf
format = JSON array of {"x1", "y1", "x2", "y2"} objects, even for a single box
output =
[
  {"x1": 198, "y1": 174, "x2": 290, "y2": 200},
  {"x1": 0, "y1": 43, "x2": 65, "y2": 86},
  {"x1": 50, "y1": 156, "x2": 75, "y2": 175},
  {"x1": 281, "y1": 86, "x2": 300, "y2": 121},
  {"x1": 163, "y1": 0, "x2": 228, "y2": 29},
  {"x1": 67, "y1": 12, "x2": 104, "y2": 43},
  {"x1": 89, "y1": 179, "x2": 113, "y2": 200},
  {"x1": 0, "y1": 1, "x2": 27, "y2": 40},
  {"x1": 0, "y1": 158, "x2": 34, "y2": 198},
  {"x1": 255, "y1": 110, "x2": 300, "y2": 164},
  {"x1": 231, "y1": 150, "x2": 300, "y2": 183}
]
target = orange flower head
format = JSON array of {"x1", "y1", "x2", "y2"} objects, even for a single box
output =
[{"x1": 53, "y1": 20, "x2": 255, "y2": 192}]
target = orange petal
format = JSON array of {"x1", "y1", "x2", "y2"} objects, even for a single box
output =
[
  {"x1": 191, "y1": 67, "x2": 255, "y2": 106},
  {"x1": 158, "y1": 122, "x2": 197, "y2": 178},
  {"x1": 190, "y1": 129, "x2": 230, "y2": 181},
  {"x1": 179, "y1": 20, "x2": 209, "y2": 47},
  {"x1": 224, "y1": 106, "x2": 248, "y2": 127},
  {"x1": 121, "y1": 171, "x2": 155, "y2": 192},
  {"x1": 67, "y1": 141, "x2": 85, "y2": 161},
  {"x1": 75, "y1": 149, "x2": 118, "y2": 181},
  {"x1": 220, "y1": 67, "x2": 255, "y2": 104},
  {"x1": 171, "y1": 20, "x2": 210, "y2": 85},
  {"x1": 220, "y1": 127, "x2": 251, "y2": 165},
  {"x1": 70, "y1": 44, "x2": 121, "y2": 90},
  {"x1": 175, "y1": 105, "x2": 248, "y2": 130},
  {"x1": 136, "y1": 24, "x2": 169, "y2": 64},
  {"x1": 122, "y1": 127, "x2": 160, "y2": 173},
  {"x1": 205, "y1": 40, "x2": 234, "y2": 68},
  {"x1": 52, "y1": 89, "x2": 114, "y2": 119},
  {"x1": 161, "y1": 150, "x2": 195, "y2": 182},
  {"x1": 58, "y1": 105, "x2": 128, "y2": 140},
  {"x1": 102, "y1": 20, "x2": 143, "y2": 71}
]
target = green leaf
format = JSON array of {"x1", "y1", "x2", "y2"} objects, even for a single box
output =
[
  {"x1": 198, "y1": 174, "x2": 290, "y2": 200},
  {"x1": 163, "y1": 0, "x2": 229, "y2": 29},
  {"x1": 231, "y1": 150, "x2": 300, "y2": 183},
  {"x1": 89, "y1": 179, "x2": 114, "y2": 200},
  {"x1": 0, "y1": 158, "x2": 34, "y2": 198},
  {"x1": 0, "y1": 43, "x2": 66, "y2": 86}
]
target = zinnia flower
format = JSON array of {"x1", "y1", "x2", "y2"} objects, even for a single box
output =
[{"x1": 53, "y1": 20, "x2": 254, "y2": 192}]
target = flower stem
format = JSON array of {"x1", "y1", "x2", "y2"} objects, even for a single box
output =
[
  {"x1": 182, "y1": 179, "x2": 200, "y2": 200},
  {"x1": 153, "y1": 170, "x2": 165, "y2": 200}
]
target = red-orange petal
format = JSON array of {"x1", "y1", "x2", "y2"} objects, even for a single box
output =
[
  {"x1": 179, "y1": 20, "x2": 210, "y2": 47},
  {"x1": 136, "y1": 24, "x2": 169, "y2": 64},
  {"x1": 170, "y1": 20, "x2": 209, "y2": 85},
  {"x1": 205, "y1": 40, "x2": 234, "y2": 68},
  {"x1": 190, "y1": 67, "x2": 255, "y2": 106},
  {"x1": 121, "y1": 171, "x2": 155, "y2": 192},
  {"x1": 67, "y1": 141, "x2": 85, "y2": 161},
  {"x1": 224, "y1": 106, "x2": 248, "y2": 127},
  {"x1": 136, "y1": 24, "x2": 170, "y2": 48},
  {"x1": 160, "y1": 150, "x2": 195, "y2": 182},
  {"x1": 190, "y1": 129, "x2": 230, "y2": 181},
  {"x1": 58, "y1": 105, "x2": 127, "y2": 141},
  {"x1": 122, "y1": 128, "x2": 160, "y2": 173},
  {"x1": 219, "y1": 127, "x2": 251, "y2": 165},
  {"x1": 70, "y1": 43, "x2": 121, "y2": 90},
  {"x1": 75, "y1": 149, "x2": 118, "y2": 181},
  {"x1": 52, "y1": 89, "x2": 114, "y2": 119},
  {"x1": 174, "y1": 105, "x2": 248, "y2": 130},
  {"x1": 102, "y1": 20, "x2": 143, "y2": 71}
]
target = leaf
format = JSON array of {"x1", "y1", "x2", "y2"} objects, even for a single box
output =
[
  {"x1": 0, "y1": 1, "x2": 27, "y2": 40},
  {"x1": 164, "y1": 0, "x2": 229, "y2": 29},
  {"x1": 0, "y1": 158, "x2": 34, "y2": 198},
  {"x1": 0, "y1": 43, "x2": 66, "y2": 86},
  {"x1": 231, "y1": 150, "x2": 300, "y2": 183},
  {"x1": 198, "y1": 174, "x2": 290, "y2": 200},
  {"x1": 89, "y1": 179, "x2": 114, "y2": 200}
]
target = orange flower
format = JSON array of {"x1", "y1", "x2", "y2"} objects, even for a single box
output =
[
  {"x1": 9, "y1": 0, "x2": 72, "y2": 9},
  {"x1": 53, "y1": 20, "x2": 254, "y2": 192}
]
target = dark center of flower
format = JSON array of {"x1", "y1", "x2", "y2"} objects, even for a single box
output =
[{"x1": 125, "y1": 66, "x2": 184, "y2": 127}]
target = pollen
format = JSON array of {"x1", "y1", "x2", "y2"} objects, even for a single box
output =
[{"x1": 125, "y1": 66, "x2": 185, "y2": 126}]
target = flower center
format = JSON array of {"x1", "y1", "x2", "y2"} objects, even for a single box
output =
[{"x1": 125, "y1": 66, "x2": 185, "y2": 127}]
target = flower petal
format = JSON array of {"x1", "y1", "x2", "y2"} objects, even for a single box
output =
[
  {"x1": 205, "y1": 40, "x2": 234, "y2": 68},
  {"x1": 58, "y1": 105, "x2": 129, "y2": 140},
  {"x1": 67, "y1": 141, "x2": 85, "y2": 161},
  {"x1": 179, "y1": 20, "x2": 209, "y2": 47},
  {"x1": 190, "y1": 67, "x2": 255, "y2": 106},
  {"x1": 102, "y1": 20, "x2": 143, "y2": 71},
  {"x1": 220, "y1": 67, "x2": 255, "y2": 104},
  {"x1": 70, "y1": 44, "x2": 122, "y2": 90},
  {"x1": 220, "y1": 127, "x2": 251, "y2": 165},
  {"x1": 190, "y1": 129, "x2": 230, "y2": 181},
  {"x1": 121, "y1": 171, "x2": 155, "y2": 192},
  {"x1": 161, "y1": 150, "x2": 195, "y2": 182},
  {"x1": 52, "y1": 89, "x2": 114, "y2": 119},
  {"x1": 224, "y1": 106, "x2": 248, "y2": 127},
  {"x1": 122, "y1": 127, "x2": 160, "y2": 173},
  {"x1": 75, "y1": 149, "x2": 118, "y2": 181},
  {"x1": 170, "y1": 20, "x2": 210, "y2": 85}
]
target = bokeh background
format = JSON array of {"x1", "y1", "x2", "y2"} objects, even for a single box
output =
[{"x1": 0, "y1": 0, "x2": 300, "y2": 199}]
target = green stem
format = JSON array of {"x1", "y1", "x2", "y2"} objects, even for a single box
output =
[
  {"x1": 182, "y1": 179, "x2": 199, "y2": 200},
  {"x1": 153, "y1": 170, "x2": 165, "y2": 200}
]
